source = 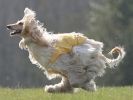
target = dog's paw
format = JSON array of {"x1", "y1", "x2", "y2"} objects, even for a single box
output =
[
  {"x1": 44, "y1": 84, "x2": 73, "y2": 93},
  {"x1": 82, "y1": 80, "x2": 97, "y2": 92},
  {"x1": 86, "y1": 82, "x2": 97, "y2": 91},
  {"x1": 44, "y1": 85, "x2": 55, "y2": 93}
]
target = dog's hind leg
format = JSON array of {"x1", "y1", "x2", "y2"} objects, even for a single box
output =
[
  {"x1": 81, "y1": 80, "x2": 97, "y2": 91},
  {"x1": 44, "y1": 69, "x2": 73, "y2": 93}
]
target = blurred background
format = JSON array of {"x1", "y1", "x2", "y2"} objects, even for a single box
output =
[{"x1": 0, "y1": 0, "x2": 132, "y2": 88}]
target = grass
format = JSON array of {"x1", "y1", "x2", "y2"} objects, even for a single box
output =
[{"x1": 0, "y1": 87, "x2": 132, "y2": 100}]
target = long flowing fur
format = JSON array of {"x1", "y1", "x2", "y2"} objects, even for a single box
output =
[{"x1": 8, "y1": 8, "x2": 126, "y2": 93}]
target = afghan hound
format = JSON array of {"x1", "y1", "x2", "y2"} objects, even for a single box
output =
[{"x1": 7, "y1": 8, "x2": 125, "y2": 93}]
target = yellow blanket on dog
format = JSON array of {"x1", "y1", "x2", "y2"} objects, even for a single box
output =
[{"x1": 46, "y1": 33, "x2": 87, "y2": 66}]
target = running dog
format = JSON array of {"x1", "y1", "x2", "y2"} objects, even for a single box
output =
[{"x1": 7, "y1": 8, "x2": 125, "y2": 93}]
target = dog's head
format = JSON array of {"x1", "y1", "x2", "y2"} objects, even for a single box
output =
[{"x1": 7, "y1": 8, "x2": 36, "y2": 37}]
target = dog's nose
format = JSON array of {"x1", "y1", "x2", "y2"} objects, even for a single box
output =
[{"x1": 6, "y1": 25, "x2": 11, "y2": 29}]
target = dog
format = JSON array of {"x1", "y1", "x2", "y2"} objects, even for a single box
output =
[{"x1": 7, "y1": 8, "x2": 125, "y2": 93}]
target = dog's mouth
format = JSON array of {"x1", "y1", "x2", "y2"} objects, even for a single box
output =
[
  {"x1": 7, "y1": 26, "x2": 22, "y2": 36},
  {"x1": 10, "y1": 29, "x2": 22, "y2": 36}
]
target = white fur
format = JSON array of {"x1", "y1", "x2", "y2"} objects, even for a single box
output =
[{"x1": 8, "y1": 8, "x2": 126, "y2": 93}]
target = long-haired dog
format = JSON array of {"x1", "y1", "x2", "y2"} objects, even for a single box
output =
[{"x1": 7, "y1": 8, "x2": 125, "y2": 93}]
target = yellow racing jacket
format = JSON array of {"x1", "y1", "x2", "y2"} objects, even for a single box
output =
[{"x1": 46, "y1": 33, "x2": 87, "y2": 67}]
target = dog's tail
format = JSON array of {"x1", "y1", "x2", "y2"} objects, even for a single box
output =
[{"x1": 103, "y1": 46, "x2": 126, "y2": 68}]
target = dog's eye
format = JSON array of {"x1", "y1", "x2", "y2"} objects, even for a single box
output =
[{"x1": 19, "y1": 22, "x2": 23, "y2": 25}]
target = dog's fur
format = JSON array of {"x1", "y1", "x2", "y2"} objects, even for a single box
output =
[{"x1": 7, "y1": 8, "x2": 125, "y2": 93}]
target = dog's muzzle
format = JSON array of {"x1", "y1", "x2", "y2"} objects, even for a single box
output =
[{"x1": 7, "y1": 25, "x2": 22, "y2": 36}]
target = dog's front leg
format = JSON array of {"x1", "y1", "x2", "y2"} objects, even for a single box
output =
[{"x1": 44, "y1": 76, "x2": 73, "y2": 93}]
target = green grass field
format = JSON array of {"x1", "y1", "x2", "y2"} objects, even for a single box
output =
[{"x1": 0, "y1": 87, "x2": 132, "y2": 100}]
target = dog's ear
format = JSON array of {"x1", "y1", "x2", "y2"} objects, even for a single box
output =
[{"x1": 24, "y1": 8, "x2": 36, "y2": 18}]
